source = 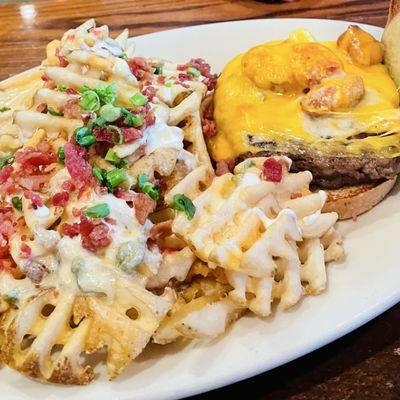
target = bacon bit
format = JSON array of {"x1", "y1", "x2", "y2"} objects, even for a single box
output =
[
  {"x1": 18, "y1": 175, "x2": 49, "y2": 191},
  {"x1": 150, "y1": 220, "x2": 172, "y2": 240},
  {"x1": 66, "y1": 88, "x2": 78, "y2": 95},
  {"x1": 133, "y1": 193, "x2": 156, "y2": 225},
  {"x1": 215, "y1": 159, "x2": 235, "y2": 176},
  {"x1": 290, "y1": 192, "x2": 303, "y2": 199},
  {"x1": 145, "y1": 108, "x2": 155, "y2": 126},
  {"x1": 64, "y1": 142, "x2": 96, "y2": 192},
  {"x1": 15, "y1": 146, "x2": 57, "y2": 170},
  {"x1": 41, "y1": 75, "x2": 49, "y2": 82},
  {"x1": 157, "y1": 75, "x2": 165, "y2": 85},
  {"x1": 55, "y1": 47, "x2": 69, "y2": 67},
  {"x1": 180, "y1": 58, "x2": 218, "y2": 90},
  {"x1": 178, "y1": 73, "x2": 193, "y2": 82},
  {"x1": 114, "y1": 187, "x2": 136, "y2": 202},
  {"x1": 36, "y1": 103, "x2": 47, "y2": 113},
  {"x1": 44, "y1": 80, "x2": 57, "y2": 90},
  {"x1": 202, "y1": 108, "x2": 216, "y2": 138},
  {"x1": 0, "y1": 165, "x2": 13, "y2": 185},
  {"x1": 72, "y1": 207, "x2": 82, "y2": 218},
  {"x1": 104, "y1": 216, "x2": 117, "y2": 225},
  {"x1": 82, "y1": 223, "x2": 111, "y2": 252},
  {"x1": 24, "y1": 190, "x2": 44, "y2": 207},
  {"x1": 126, "y1": 57, "x2": 151, "y2": 80},
  {"x1": 142, "y1": 85, "x2": 156, "y2": 101},
  {"x1": 21, "y1": 235, "x2": 27, "y2": 241},
  {"x1": 61, "y1": 99, "x2": 82, "y2": 119},
  {"x1": 52, "y1": 191, "x2": 69, "y2": 207},
  {"x1": 61, "y1": 215, "x2": 112, "y2": 252},
  {"x1": 61, "y1": 179, "x2": 76, "y2": 192},
  {"x1": 92, "y1": 127, "x2": 113, "y2": 144},
  {"x1": 121, "y1": 127, "x2": 143, "y2": 142},
  {"x1": 263, "y1": 158, "x2": 284, "y2": 183},
  {"x1": 20, "y1": 243, "x2": 32, "y2": 259}
]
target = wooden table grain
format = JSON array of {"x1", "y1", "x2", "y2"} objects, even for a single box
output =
[{"x1": 1, "y1": 1, "x2": 399, "y2": 399}]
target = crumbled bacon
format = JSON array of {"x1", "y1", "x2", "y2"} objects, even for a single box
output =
[
  {"x1": 24, "y1": 190, "x2": 44, "y2": 207},
  {"x1": 263, "y1": 158, "x2": 284, "y2": 183},
  {"x1": 215, "y1": 159, "x2": 235, "y2": 176},
  {"x1": 66, "y1": 88, "x2": 78, "y2": 95},
  {"x1": 0, "y1": 165, "x2": 13, "y2": 185},
  {"x1": 64, "y1": 142, "x2": 96, "y2": 192},
  {"x1": 142, "y1": 85, "x2": 156, "y2": 101},
  {"x1": 133, "y1": 193, "x2": 156, "y2": 225},
  {"x1": 202, "y1": 108, "x2": 216, "y2": 138},
  {"x1": 145, "y1": 108, "x2": 155, "y2": 126},
  {"x1": 290, "y1": 192, "x2": 303, "y2": 199},
  {"x1": 15, "y1": 146, "x2": 56, "y2": 172},
  {"x1": 121, "y1": 127, "x2": 143, "y2": 142},
  {"x1": 179, "y1": 58, "x2": 218, "y2": 90},
  {"x1": 61, "y1": 179, "x2": 76, "y2": 192},
  {"x1": 114, "y1": 187, "x2": 136, "y2": 202},
  {"x1": 52, "y1": 191, "x2": 69, "y2": 206},
  {"x1": 126, "y1": 57, "x2": 151, "y2": 80},
  {"x1": 61, "y1": 99, "x2": 82, "y2": 119},
  {"x1": 20, "y1": 243, "x2": 32, "y2": 259},
  {"x1": 60, "y1": 215, "x2": 112, "y2": 252},
  {"x1": 55, "y1": 47, "x2": 69, "y2": 67},
  {"x1": 36, "y1": 103, "x2": 47, "y2": 113}
]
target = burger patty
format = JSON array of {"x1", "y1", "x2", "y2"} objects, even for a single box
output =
[{"x1": 238, "y1": 150, "x2": 400, "y2": 189}]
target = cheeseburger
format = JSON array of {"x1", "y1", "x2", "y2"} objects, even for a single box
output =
[{"x1": 205, "y1": 23, "x2": 400, "y2": 219}]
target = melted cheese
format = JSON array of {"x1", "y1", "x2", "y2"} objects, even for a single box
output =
[{"x1": 210, "y1": 30, "x2": 400, "y2": 160}]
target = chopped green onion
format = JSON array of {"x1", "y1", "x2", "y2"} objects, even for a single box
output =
[
  {"x1": 105, "y1": 149, "x2": 121, "y2": 164},
  {"x1": 47, "y1": 107, "x2": 64, "y2": 117},
  {"x1": 186, "y1": 67, "x2": 201, "y2": 77},
  {"x1": 83, "y1": 203, "x2": 110, "y2": 218},
  {"x1": 3, "y1": 289, "x2": 19, "y2": 305},
  {"x1": 106, "y1": 168, "x2": 127, "y2": 190},
  {"x1": 137, "y1": 174, "x2": 160, "y2": 201},
  {"x1": 0, "y1": 106, "x2": 11, "y2": 112},
  {"x1": 79, "y1": 90, "x2": 100, "y2": 112},
  {"x1": 92, "y1": 166, "x2": 107, "y2": 184},
  {"x1": 74, "y1": 126, "x2": 95, "y2": 147},
  {"x1": 11, "y1": 196, "x2": 22, "y2": 211},
  {"x1": 106, "y1": 125, "x2": 123, "y2": 145},
  {"x1": 104, "y1": 149, "x2": 127, "y2": 168},
  {"x1": 95, "y1": 83, "x2": 118, "y2": 105},
  {"x1": 99, "y1": 103, "x2": 121, "y2": 122},
  {"x1": 130, "y1": 92, "x2": 148, "y2": 107},
  {"x1": 154, "y1": 66, "x2": 163, "y2": 75},
  {"x1": 57, "y1": 84, "x2": 67, "y2": 92},
  {"x1": 171, "y1": 194, "x2": 196, "y2": 220},
  {"x1": 57, "y1": 146, "x2": 65, "y2": 164},
  {"x1": 123, "y1": 112, "x2": 143, "y2": 128},
  {"x1": 95, "y1": 116, "x2": 107, "y2": 127},
  {"x1": 120, "y1": 51, "x2": 128, "y2": 59},
  {"x1": 0, "y1": 155, "x2": 13, "y2": 169},
  {"x1": 77, "y1": 134, "x2": 96, "y2": 147},
  {"x1": 165, "y1": 81, "x2": 172, "y2": 87}
]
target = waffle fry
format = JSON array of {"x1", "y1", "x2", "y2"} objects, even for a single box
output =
[
  {"x1": 153, "y1": 278, "x2": 243, "y2": 344},
  {"x1": 0, "y1": 279, "x2": 173, "y2": 384},
  {"x1": 170, "y1": 157, "x2": 343, "y2": 317}
]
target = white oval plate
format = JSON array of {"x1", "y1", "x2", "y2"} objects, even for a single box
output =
[{"x1": 1, "y1": 18, "x2": 399, "y2": 400}]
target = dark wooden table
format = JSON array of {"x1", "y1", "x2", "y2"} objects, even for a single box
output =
[{"x1": 1, "y1": 1, "x2": 399, "y2": 398}]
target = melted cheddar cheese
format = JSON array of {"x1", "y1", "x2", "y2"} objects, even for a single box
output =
[{"x1": 209, "y1": 29, "x2": 400, "y2": 161}]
